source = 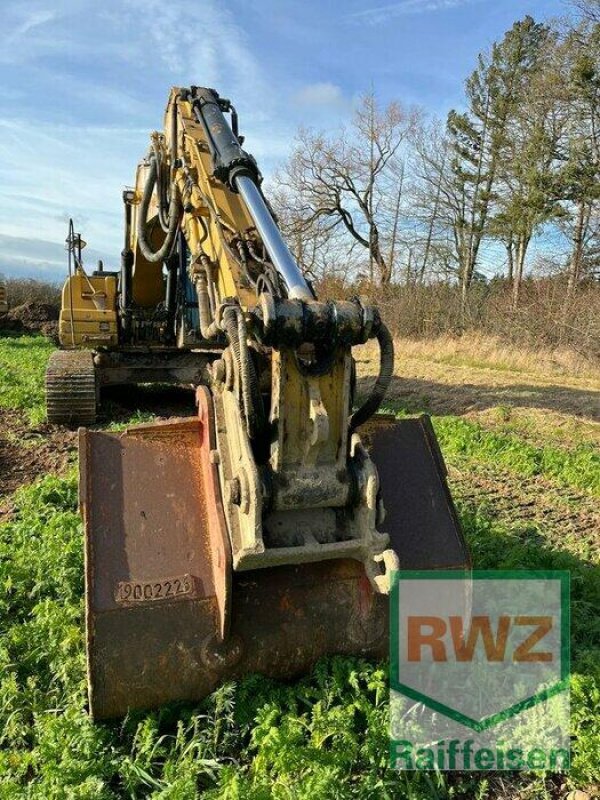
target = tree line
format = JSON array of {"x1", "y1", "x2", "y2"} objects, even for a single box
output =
[{"x1": 273, "y1": 0, "x2": 600, "y2": 311}]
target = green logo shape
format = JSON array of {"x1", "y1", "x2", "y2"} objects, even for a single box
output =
[{"x1": 390, "y1": 570, "x2": 570, "y2": 732}]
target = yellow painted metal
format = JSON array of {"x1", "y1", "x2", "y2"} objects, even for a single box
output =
[
  {"x1": 59, "y1": 273, "x2": 118, "y2": 348},
  {"x1": 59, "y1": 86, "x2": 264, "y2": 346},
  {"x1": 129, "y1": 161, "x2": 168, "y2": 308},
  {"x1": 127, "y1": 89, "x2": 257, "y2": 312},
  {"x1": 56, "y1": 86, "x2": 357, "y2": 495},
  {"x1": 271, "y1": 348, "x2": 350, "y2": 470},
  {"x1": 123, "y1": 87, "x2": 357, "y2": 513}
]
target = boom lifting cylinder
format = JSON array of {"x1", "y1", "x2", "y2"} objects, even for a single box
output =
[{"x1": 190, "y1": 87, "x2": 313, "y2": 301}]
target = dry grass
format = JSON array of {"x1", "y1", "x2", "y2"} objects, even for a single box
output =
[
  {"x1": 320, "y1": 277, "x2": 600, "y2": 362},
  {"x1": 355, "y1": 333, "x2": 600, "y2": 467},
  {"x1": 394, "y1": 332, "x2": 600, "y2": 383}
]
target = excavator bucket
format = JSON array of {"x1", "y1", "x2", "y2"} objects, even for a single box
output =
[{"x1": 81, "y1": 407, "x2": 469, "y2": 719}]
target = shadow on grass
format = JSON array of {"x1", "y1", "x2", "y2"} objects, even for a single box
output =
[
  {"x1": 357, "y1": 374, "x2": 600, "y2": 421},
  {"x1": 100, "y1": 384, "x2": 196, "y2": 423}
]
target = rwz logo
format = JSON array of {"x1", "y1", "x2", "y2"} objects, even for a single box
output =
[
  {"x1": 407, "y1": 615, "x2": 554, "y2": 663},
  {"x1": 389, "y1": 571, "x2": 570, "y2": 770}
]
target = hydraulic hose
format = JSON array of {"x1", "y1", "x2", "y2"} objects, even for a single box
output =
[
  {"x1": 221, "y1": 306, "x2": 265, "y2": 440},
  {"x1": 153, "y1": 143, "x2": 170, "y2": 233},
  {"x1": 155, "y1": 103, "x2": 179, "y2": 233},
  {"x1": 349, "y1": 319, "x2": 394, "y2": 432},
  {"x1": 137, "y1": 156, "x2": 181, "y2": 263},
  {"x1": 196, "y1": 271, "x2": 220, "y2": 340}
]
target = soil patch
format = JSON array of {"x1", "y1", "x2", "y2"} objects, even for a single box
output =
[
  {"x1": 2, "y1": 301, "x2": 59, "y2": 339},
  {"x1": 0, "y1": 408, "x2": 77, "y2": 516}
]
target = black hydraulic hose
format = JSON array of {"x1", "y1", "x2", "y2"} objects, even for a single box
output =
[
  {"x1": 156, "y1": 102, "x2": 178, "y2": 233},
  {"x1": 165, "y1": 251, "x2": 178, "y2": 340},
  {"x1": 222, "y1": 306, "x2": 264, "y2": 440},
  {"x1": 152, "y1": 143, "x2": 168, "y2": 232},
  {"x1": 137, "y1": 157, "x2": 181, "y2": 263},
  {"x1": 120, "y1": 249, "x2": 133, "y2": 312},
  {"x1": 349, "y1": 320, "x2": 394, "y2": 432}
]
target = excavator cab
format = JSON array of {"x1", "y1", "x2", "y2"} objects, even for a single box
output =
[{"x1": 48, "y1": 87, "x2": 470, "y2": 718}]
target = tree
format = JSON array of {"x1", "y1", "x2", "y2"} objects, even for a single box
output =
[
  {"x1": 490, "y1": 24, "x2": 564, "y2": 307},
  {"x1": 410, "y1": 119, "x2": 460, "y2": 283},
  {"x1": 557, "y1": 18, "x2": 600, "y2": 293},
  {"x1": 571, "y1": 0, "x2": 600, "y2": 24},
  {"x1": 275, "y1": 93, "x2": 420, "y2": 285},
  {"x1": 446, "y1": 17, "x2": 556, "y2": 305}
]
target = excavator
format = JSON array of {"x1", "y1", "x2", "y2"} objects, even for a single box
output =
[{"x1": 46, "y1": 87, "x2": 469, "y2": 719}]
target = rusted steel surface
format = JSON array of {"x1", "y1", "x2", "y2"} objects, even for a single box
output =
[
  {"x1": 89, "y1": 558, "x2": 388, "y2": 719},
  {"x1": 81, "y1": 410, "x2": 467, "y2": 719},
  {"x1": 80, "y1": 409, "x2": 231, "y2": 719}
]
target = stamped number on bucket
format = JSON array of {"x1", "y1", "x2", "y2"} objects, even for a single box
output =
[{"x1": 115, "y1": 574, "x2": 193, "y2": 604}]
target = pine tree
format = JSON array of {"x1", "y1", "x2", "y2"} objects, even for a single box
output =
[{"x1": 447, "y1": 16, "x2": 556, "y2": 306}]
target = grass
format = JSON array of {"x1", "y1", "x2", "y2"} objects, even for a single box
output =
[
  {"x1": 477, "y1": 406, "x2": 600, "y2": 452},
  {"x1": 393, "y1": 333, "x2": 600, "y2": 383},
  {"x1": 0, "y1": 334, "x2": 55, "y2": 425},
  {"x1": 433, "y1": 416, "x2": 600, "y2": 497},
  {"x1": 0, "y1": 474, "x2": 598, "y2": 798},
  {"x1": 0, "y1": 334, "x2": 598, "y2": 797},
  {"x1": 381, "y1": 400, "x2": 600, "y2": 497}
]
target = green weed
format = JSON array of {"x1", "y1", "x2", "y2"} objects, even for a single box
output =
[
  {"x1": 0, "y1": 345, "x2": 597, "y2": 797},
  {"x1": 433, "y1": 416, "x2": 600, "y2": 497},
  {"x1": 0, "y1": 335, "x2": 55, "y2": 425},
  {"x1": 1, "y1": 476, "x2": 597, "y2": 798}
]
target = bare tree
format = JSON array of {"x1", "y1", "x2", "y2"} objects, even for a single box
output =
[
  {"x1": 275, "y1": 93, "x2": 420, "y2": 285},
  {"x1": 411, "y1": 120, "x2": 460, "y2": 283},
  {"x1": 571, "y1": 0, "x2": 600, "y2": 24}
]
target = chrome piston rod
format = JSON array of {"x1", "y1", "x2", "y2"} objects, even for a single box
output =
[{"x1": 234, "y1": 174, "x2": 313, "y2": 301}]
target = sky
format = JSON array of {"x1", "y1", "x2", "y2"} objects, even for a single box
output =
[{"x1": 0, "y1": 0, "x2": 567, "y2": 282}]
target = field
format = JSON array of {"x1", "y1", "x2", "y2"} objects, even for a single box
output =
[{"x1": 0, "y1": 332, "x2": 598, "y2": 799}]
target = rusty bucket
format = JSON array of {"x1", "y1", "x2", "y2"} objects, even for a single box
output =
[{"x1": 81, "y1": 400, "x2": 468, "y2": 719}]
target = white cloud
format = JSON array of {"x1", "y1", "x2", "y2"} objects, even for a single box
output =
[
  {"x1": 0, "y1": 232, "x2": 112, "y2": 282},
  {"x1": 0, "y1": 0, "x2": 305, "y2": 274},
  {"x1": 0, "y1": 3, "x2": 65, "y2": 64},
  {"x1": 349, "y1": 0, "x2": 478, "y2": 25},
  {"x1": 9, "y1": 8, "x2": 56, "y2": 40},
  {"x1": 128, "y1": 0, "x2": 266, "y2": 101},
  {"x1": 0, "y1": 118, "x2": 144, "y2": 263},
  {"x1": 294, "y1": 82, "x2": 347, "y2": 108}
]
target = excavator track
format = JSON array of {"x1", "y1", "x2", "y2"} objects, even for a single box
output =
[{"x1": 46, "y1": 350, "x2": 98, "y2": 425}]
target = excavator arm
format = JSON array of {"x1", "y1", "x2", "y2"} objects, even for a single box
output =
[
  {"x1": 59, "y1": 86, "x2": 470, "y2": 718},
  {"x1": 118, "y1": 87, "x2": 401, "y2": 586}
]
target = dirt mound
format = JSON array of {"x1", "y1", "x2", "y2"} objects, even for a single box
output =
[{"x1": 3, "y1": 301, "x2": 59, "y2": 338}]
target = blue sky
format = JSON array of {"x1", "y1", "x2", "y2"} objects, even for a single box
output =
[{"x1": 0, "y1": 0, "x2": 566, "y2": 282}]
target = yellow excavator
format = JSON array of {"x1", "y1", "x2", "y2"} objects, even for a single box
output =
[{"x1": 46, "y1": 87, "x2": 469, "y2": 719}]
